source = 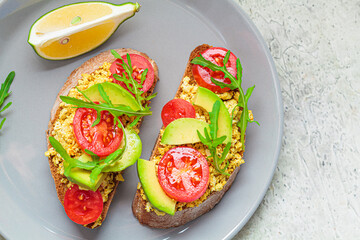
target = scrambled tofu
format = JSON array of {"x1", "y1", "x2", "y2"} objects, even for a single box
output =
[
  {"x1": 139, "y1": 76, "x2": 253, "y2": 213},
  {"x1": 45, "y1": 63, "x2": 124, "y2": 228}
]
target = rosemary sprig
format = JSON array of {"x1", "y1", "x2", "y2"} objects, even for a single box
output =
[
  {"x1": 197, "y1": 100, "x2": 231, "y2": 175},
  {"x1": 191, "y1": 51, "x2": 259, "y2": 150},
  {"x1": 0, "y1": 71, "x2": 15, "y2": 131},
  {"x1": 110, "y1": 50, "x2": 157, "y2": 127}
]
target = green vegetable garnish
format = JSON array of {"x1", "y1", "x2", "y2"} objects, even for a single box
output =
[
  {"x1": 60, "y1": 93, "x2": 151, "y2": 119},
  {"x1": 0, "y1": 71, "x2": 15, "y2": 131},
  {"x1": 49, "y1": 119, "x2": 127, "y2": 184},
  {"x1": 191, "y1": 51, "x2": 259, "y2": 149},
  {"x1": 50, "y1": 136, "x2": 124, "y2": 184},
  {"x1": 110, "y1": 50, "x2": 157, "y2": 127},
  {"x1": 49, "y1": 136, "x2": 98, "y2": 173},
  {"x1": 50, "y1": 50, "x2": 158, "y2": 185},
  {"x1": 53, "y1": 83, "x2": 132, "y2": 184},
  {"x1": 197, "y1": 100, "x2": 231, "y2": 176}
]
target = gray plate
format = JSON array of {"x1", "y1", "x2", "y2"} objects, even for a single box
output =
[{"x1": 0, "y1": 0, "x2": 283, "y2": 239}]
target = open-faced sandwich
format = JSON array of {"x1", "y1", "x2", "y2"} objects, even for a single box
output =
[
  {"x1": 132, "y1": 44, "x2": 257, "y2": 228},
  {"x1": 45, "y1": 48, "x2": 158, "y2": 228}
]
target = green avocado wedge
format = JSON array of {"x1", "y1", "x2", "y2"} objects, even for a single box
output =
[
  {"x1": 161, "y1": 118, "x2": 210, "y2": 145},
  {"x1": 64, "y1": 127, "x2": 140, "y2": 189},
  {"x1": 83, "y1": 82, "x2": 143, "y2": 172},
  {"x1": 103, "y1": 127, "x2": 142, "y2": 172},
  {"x1": 193, "y1": 87, "x2": 232, "y2": 144},
  {"x1": 64, "y1": 154, "x2": 107, "y2": 191},
  {"x1": 83, "y1": 82, "x2": 140, "y2": 111},
  {"x1": 137, "y1": 159, "x2": 176, "y2": 215}
]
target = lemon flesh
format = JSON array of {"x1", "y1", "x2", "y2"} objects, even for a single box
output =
[{"x1": 28, "y1": 2, "x2": 140, "y2": 60}]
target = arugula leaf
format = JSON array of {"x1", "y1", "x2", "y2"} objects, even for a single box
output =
[
  {"x1": 110, "y1": 51, "x2": 157, "y2": 120},
  {"x1": 191, "y1": 52, "x2": 257, "y2": 150},
  {"x1": 128, "y1": 116, "x2": 141, "y2": 128},
  {"x1": 49, "y1": 49, "x2": 160, "y2": 186},
  {"x1": 110, "y1": 49, "x2": 122, "y2": 59},
  {"x1": 50, "y1": 50, "x2": 158, "y2": 185},
  {"x1": 0, "y1": 71, "x2": 15, "y2": 131},
  {"x1": 75, "y1": 87, "x2": 93, "y2": 102},
  {"x1": 85, "y1": 149, "x2": 100, "y2": 162},
  {"x1": 0, "y1": 118, "x2": 5, "y2": 130},
  {"x1": 98, "y1": 84, "x2": 112, "y2": 106},
  {"x1": 0, "y1": 102, "x2": 12, "y2": 113},
  {"x1": 209, "y1": 100, "x2": 220, "y2": 139},
  {"x1": 91, "y1": 84, "x2": 112, "y2": 127},
  {"x1": 0, "y1": 71, "x2": 14, "y2": 106},
  {"x1": 145, "y1": 92, "x2": 157, "y2": 101},
  {"x1": 91, "y1": 111, "x2": 101, "y2": 128},
  {"x1": 197, "y1": 100, "x2": 230, "y2": 175},
  {"x1": 60, "y1": 96, "x2": 152, "y2": 117},
  {"x1": 49, "y1": 119, "x2": 127, "y2": 185},
  {"x1": 49, "y1": 136, "x2": 97, "y2": 177},
  {"x1": 89, "y1": 147, "x2": 124, "y2": 183},
  {"x1": 140, "y1": 69, "x2": 148, "y2": 85}
]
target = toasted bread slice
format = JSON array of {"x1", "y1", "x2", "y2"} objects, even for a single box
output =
[
  {"x1": 132, "y1": 44, "x2": 244, "y2": 228},
  {"x1": 46, "y1": 48, "x2": 159, "y2": 228}
]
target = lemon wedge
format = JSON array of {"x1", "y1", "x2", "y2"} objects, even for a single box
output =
[{"x1": 28, "y1": 2, "x2": 140, "y2": 60}]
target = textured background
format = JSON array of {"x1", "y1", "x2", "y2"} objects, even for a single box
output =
[{"x1": 234, "y1": 0, "x2": 360, "y2": 239}]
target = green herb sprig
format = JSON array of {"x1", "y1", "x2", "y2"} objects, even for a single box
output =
[
  {"x1": 50, "y1": 50, "x2": 158, "y2": 185},
  {"x1": 197, "y1": 100, "x2": 232, "y2": 176},
  {"x1": 0, "y1": 71, "x2": 15, "y2": 130},
  {"x1": 52, "y1": 84, "x2": 131, "y2": 184},
  {"x1": 110, "y1": 50, "x2": 157, "y2": 127},
  {"x1": 49, "y1": 135, "x2": 125, "y2": 184},
  {"x1": 60, "y1": 85, "x2": 152, "y2": 127},
  {"x1": 191, "y1": 51, "x2": 259, "y2": 149},
  {"x1": 49, "y1": 118, "x2": 127, "y2": 184}
]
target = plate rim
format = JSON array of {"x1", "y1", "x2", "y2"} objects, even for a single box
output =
[
  {"x1": 223, "y1": 1, "x2": 283, "y2": 238},
  {"x1": 0, "y1": 0, "x2": 283, "y2": 239}
]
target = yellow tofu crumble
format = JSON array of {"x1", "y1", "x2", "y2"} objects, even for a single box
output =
[
  {"x1": 45, "y1": 62, "x2": 124, "y2": 228},
  {"x1": 139, "y1": 76, "x2": 253, "y2": 214}
]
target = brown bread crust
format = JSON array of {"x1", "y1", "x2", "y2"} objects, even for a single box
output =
[
  {"x1": 132, "y1": 44, "x2": 242, "y2": 228},
  {"x1": 46, "y1": 48, "x2": 159, "y2": 228}
]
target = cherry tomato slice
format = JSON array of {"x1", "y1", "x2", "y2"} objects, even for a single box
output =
[
  {"x1": 64, "y1": 184, "x2": 103, "y2": 225},
  {"x1": 73, "y1": 108, "x2": 123, "y2": 157},
  {"x1": 110, "y1": 54, "x2": 154, "y2": 93},
  {"x1": 158, "y1": 147, "x2": 209, "y2": 202},
  {"x1": 192, "y1": 47, "x2": 238, "y2": 93},
  {"x1": 161, "y1": 99, "x2": 196, "y2": 127}
]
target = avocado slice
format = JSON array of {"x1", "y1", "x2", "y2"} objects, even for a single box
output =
[
  {"x1": 103, "y1": 127, "x2": 142, "y2": 172},
  {"x1": 82, "y1": 82, "x2": 140, "y2": 111},
  {"x1": 64, "y1": 83, "x2": 143, "y2": 189},
  {"x1": 82, "y1": 82, "x2": 142, "y2": 171},
  {"x1": 64, "y1": 128, "x2": 140, "y2": 189},
  {"x1": 193, "y1": 87, "x2": 232, "y2": 144},
  {"x1": 64, "y1": 154, "x2": 107, "y2": 191},
  {"x1": 161, "y1": 118, "x2": 210, "y2": 145},
  {"x1": 137, "y1": 159, "x2": 176, "y2": 215}
]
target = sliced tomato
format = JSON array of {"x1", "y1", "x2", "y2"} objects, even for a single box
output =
[
  {"x1": 64, "y1": 184, "x2": 103, "y2": 225},
  {"x1": 73, "y1": 108, "x2": 123, "y2": 157},
  {"x1": 161, "y1": 98, "x2": 196, "y2": 127},
  {"x1": 110, "y1": 54, "x2": 154, "y2": 93},
  {"x1": 192, "y1": 47, "x2": 238, "y2": 93},
  {"x1": 158, "y1": 147, "x2": 209, "y2": 202}
]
